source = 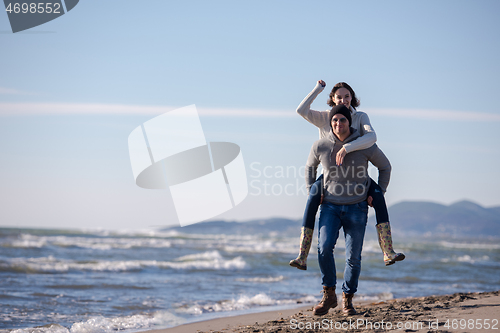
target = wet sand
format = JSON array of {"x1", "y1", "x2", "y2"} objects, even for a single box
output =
[{"x1": 146, "y1": 290, "x2": 499, "y2": 332}]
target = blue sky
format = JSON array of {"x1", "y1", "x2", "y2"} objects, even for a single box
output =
[{"x1": 1, "y1": 0, "x2": 499, "y2": 230}]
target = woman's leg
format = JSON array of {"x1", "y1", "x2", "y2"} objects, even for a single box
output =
[
  {"x1": 302, "y1": 174, "x2": 324, "y2": 229},
  {"x1": 289, "y1": 175, "x2": 323, "y2": 270},
  {"x1": 367, "y1": 178, "x2": 405, "y2": 266},
  {"x1": 366, "y1": 178, "x2": 389, "y2": 224}
]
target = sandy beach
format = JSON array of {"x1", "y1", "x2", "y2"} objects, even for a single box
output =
[{"x1": 147, "y1": 290, "x2": 499, "y2": 333}]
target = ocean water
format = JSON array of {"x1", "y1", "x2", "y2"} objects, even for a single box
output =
[{"x1": 1, "y1": 225, "x2": 499, "y2": 332}]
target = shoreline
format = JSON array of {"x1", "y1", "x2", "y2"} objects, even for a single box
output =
[{"x1": 144, "y1": 290, "x2": 499, "y2": 333}]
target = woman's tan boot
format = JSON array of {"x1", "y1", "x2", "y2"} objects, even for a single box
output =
[
  {"x1": 376, "y1": 222, "x2": 405, "y2": 266},
  {"x1": 289, "y1": 227, "x2": 314, "y2": 270}
]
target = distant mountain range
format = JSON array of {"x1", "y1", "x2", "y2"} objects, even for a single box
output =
[
  {"x1": 378, "y1": 200, "x2": 500, "y2": 237},
  {"x1": 165, "y1": 200, "x2": 500, "y2": 238},
  {"x1": 165, "y1": 217, "x2": 301, "y2": 236}
]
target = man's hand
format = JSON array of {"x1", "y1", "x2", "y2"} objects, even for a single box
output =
[
  {"x1": 320, "y1": 194, "x2": 324, "y2": 204},
  {"x1": 336, "y1": 147, "x2": 347, "y2": 166},
  {"x1": 367, "y1": 196, "x2": 373, "y2": 207},
  {"x1": 318, "y1": 80, "x2": 326, "y2": 87}
]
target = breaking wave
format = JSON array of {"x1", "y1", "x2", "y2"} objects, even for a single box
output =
[
  {"x1": 175, "y1": 293, "x2": 315, "y2": 315},
  {"x1": 0, "y1": 251, "x2": 247, "y2": 274}
]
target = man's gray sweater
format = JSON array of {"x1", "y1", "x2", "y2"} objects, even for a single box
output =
[{"x1": 306, "y1": 129, "x2": 391, "y2": 205}]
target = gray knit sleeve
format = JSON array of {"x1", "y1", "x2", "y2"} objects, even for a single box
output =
[
  {"x1": 296, "y1": 82, "x2": 329, "y2": 129},
  {"x1": 305, "y1": 143, "x2": 320, "y2": 192},
  {"x1": 343, "y1": 112, "x2": 377, "y2": 153}
]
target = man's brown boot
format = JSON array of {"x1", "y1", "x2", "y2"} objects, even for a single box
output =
[
  {"x1": 313, "y1": 286, "x2": 337, "y2": 316},
  {"x1": 342, "y1": 292, "x2": 357, "y2": 316}
]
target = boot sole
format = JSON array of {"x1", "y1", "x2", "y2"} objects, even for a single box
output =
[
  {"x1": 313, "y1": 303, "x2": 338, "y2": 316},
  {"x1": 289, "y1": 260, "x2": 307, "y2": 270},
  {"x1": 342, "y1": 309, "x2": 357, "y2": 316},
  {"x1": 385, "y1": 253, "x2": 406, "y2": 266}
]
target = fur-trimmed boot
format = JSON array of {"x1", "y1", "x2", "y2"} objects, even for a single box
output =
[
  {"x1": 376, "y1": 222, "x2": 405, "y2": 266},
  {"x1": 342, "y1": 292, "x2": 357, "y2": 316},
  {"x1": 289, "y1": 227, "x2": 314, "y2": 270},
  {"x1": 313, "y1": 286, "x2": 337, "y2": 316}
]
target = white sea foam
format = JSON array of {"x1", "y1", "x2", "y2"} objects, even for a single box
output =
[
  {"x1": 3, "y1": 234, "x2": 173, "y2": 250},
  {"x1": 1, "y1": 231, "x2": 309, "y2": 255},
  {"x1": 176, "y1": 293, "x2": 301, "y2": 315},
  {"x1": 9, "y1": 311, "x2": 185, "y2": 333},
  {"x1": 355, "y1": 292, "x2": 394, "y2": 301},
  {"x1": 440, "y1": 255, "x2": 492, "y2": 264},
  {"x1": 3, "y1": 232, "x2": 296, "y2": 255},
  {"x1": 169, "y1": 250, "x2": 248, "y2": 269},
  {"x1": 439, "y1": 241, "x2": 500, "y2": 250},
  {"x1": 1, "y1": 254, "x2": 247, "y2": 273},
  {"x1": 236, "y1": 275, "x2": 285, "y2": 283},
  {"x1": 10, "y1": 324, "x2": 69, "y2": 333},
  {"x1": 175, "y1": 250, "x2": 223, "y2": 261},
  {"x1": 5, "y1": 233, "x2": 48, "y2": 248},
  {"x1": 223, "y1": 238, "x2": 304, "y2": 254},
  {"x1": 175, "y1": 233, "x2": 298, "y2": 254},
  {"x1": 166, "y1": 255, "x2": 247, "y2": 270}
]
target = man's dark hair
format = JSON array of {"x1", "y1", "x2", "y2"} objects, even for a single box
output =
[{"x1": 329, "y1": 104, "x2": 352, "y2": 128}]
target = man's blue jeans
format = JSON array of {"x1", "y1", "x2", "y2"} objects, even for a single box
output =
[{"x1": 317, "y1": 201, "x2": 368, "y2": 294}]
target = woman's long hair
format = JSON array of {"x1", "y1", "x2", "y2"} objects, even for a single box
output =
[{"x1": 327, "y1": 82, "x2": 360, "y2": 109}]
